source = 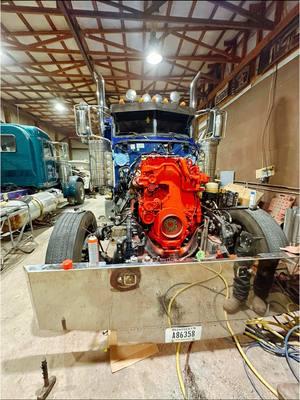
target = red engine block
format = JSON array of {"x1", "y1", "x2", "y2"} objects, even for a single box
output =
[{"x1": 134, "y1": 156, "x2": 209, "y2": 257}]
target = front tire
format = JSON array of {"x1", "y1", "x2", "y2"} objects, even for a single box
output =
[
  {"x1": 229, "y1": 208, "x2": 288, "y2": 254},
  {"x1": 45, "y1": 211, "x2": 97, "y2": 263},
  {"x1": 75, "y1": 181, "x2": 85, "y2": 205},
  {"x1": 229, "y1": 208, "x2": 288, "y2": 300}
]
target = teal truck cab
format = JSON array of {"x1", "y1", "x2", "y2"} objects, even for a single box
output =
[{"x1": 0, "y1": 123, "x2": 85, "y2": 204}]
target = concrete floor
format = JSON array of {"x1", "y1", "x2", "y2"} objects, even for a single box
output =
[{"x1": 1, "y1": 196, "x2": 295, "y2": 399}]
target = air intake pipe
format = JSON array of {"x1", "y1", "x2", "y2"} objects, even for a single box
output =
[{"x1": 189, "y1": 71, "x2": 202, "y2": 109}]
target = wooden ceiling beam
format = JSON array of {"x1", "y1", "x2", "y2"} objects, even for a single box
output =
[
  {"x1": 98, "y1": 0, "x2": 166, "y2": 15},
  {"x1": 144, "y1": 1, "x2": 166, "y2": 14},
  {"x1": 99, "y1": 0, "x2": 167, "y2": 15},
  {"x1": 6, "y1": 25, "x2": 246, "y2": 36},
  {"x1": 70, "y1": 9, "x2": 271, "y2": 30},
  {"x1": 98, "y1": 1, "x2": 142, "y2": 15},
  {"x1": 86, "y1": 33, "x2": 137, "y2": 53},
  {"x1": 2, "y1": 43, "x2": 241, "y2": 62},
  {"x1": 208, "y1": 0, "x2": 275, "y2": 30},
  {"x1": 34, "y1": 0, "x2": 91, "y2": 104},
  {"x1": 7, "y1": 55, "x2": 239, "y2": 67},
  {"x1": 164, "y1": 0, "x2": 195, "y2": 94},
  {"x1": 2, "y1": 44, "x2": 80, "y2": 54},
  {"x1": 57, "y1": 1, "x2": 94, "y2": 76},
  {"x1": 171, "y1": 31, "x2": 238, "y2": 59},
  {"x1": 1, "y1": 74, "x2": 207, "y2": 81},
  {"x1": 1, "y1": 70, "x2": 93, "y2": 78},
  {"x1": 6, "y1": 60, "x2": 85, "y2": 66},
  {"x1": 1, "y1": 5, "x2": 269, "y2": 30},
  {"x1": 20, "y1": 34, "x2": 72, "y2": 50},
  {"x1": 85, "y1": 33, "x2": 201, "y2": 74},
  {"x1": 1, "y1": 80, "x2": 94, "y2": 89},
  {"x1": 92, "y1": 0, "x2": 119, "y2": 95},
  {"x1": 0, "y1": 70, "x2": 126, "y2": 80},
  {"x1": 201, "y1": 5, "x2": 299, "y2": 106},
  {"x1": 1, "y1": 20, "x2": 61, "y2": 102},
  {"x1": 1, "y1": 88, "x2": 94, "y2": 93},
  {"x1": 3, "y1": 95, "x2": 95, "y2": 104}
]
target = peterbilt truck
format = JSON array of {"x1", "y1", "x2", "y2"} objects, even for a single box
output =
[{"x1": 41, "y1": 71, "x2": 288, "y2": 319}]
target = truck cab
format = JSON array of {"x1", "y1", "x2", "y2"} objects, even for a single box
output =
[
  {"x1": 110, "y1": 102, "x2": 198, "y2": 195},
  {"x1": 0, "y1": 123, "x2": 85, "y2": 204}
]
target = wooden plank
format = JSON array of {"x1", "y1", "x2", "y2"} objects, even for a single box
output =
[{"x1": 110, "y1": 343, "x2": 159, "y2": 373}]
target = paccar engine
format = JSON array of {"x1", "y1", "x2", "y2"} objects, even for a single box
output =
[{"x1": 132, "y1": 156, "x2": 209, "y2": 258}]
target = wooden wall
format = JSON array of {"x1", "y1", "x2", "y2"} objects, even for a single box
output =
[{"x1": 216, "y1": 56, "x2": 299, "y2": 189}]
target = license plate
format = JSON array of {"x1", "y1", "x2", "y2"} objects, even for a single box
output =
[{"x1": 165, "y1": 325, "x2": 202, "y2": 343}]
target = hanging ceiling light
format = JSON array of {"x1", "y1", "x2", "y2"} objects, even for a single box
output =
[
  {"x1": 146, "y1": 32, "x2": 163, "y2": 65},
  {"x1": 54, "y1": 101, "x2": 67, "y2": 112}
]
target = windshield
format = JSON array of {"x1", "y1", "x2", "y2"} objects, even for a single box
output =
[{"x1": 114, "y1": 110, "x2": 192, "y2": 136}]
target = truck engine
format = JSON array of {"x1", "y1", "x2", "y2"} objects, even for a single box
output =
[{"x1": 133, "y1": 156, "x2": 209, "y2": 258}]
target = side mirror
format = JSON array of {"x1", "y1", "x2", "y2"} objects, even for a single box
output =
[
  {"x1": 74, "y1": 103, "x2": 91, "y2": 137},
  {"x1": 206, "y1": 109, "x2": 227, "y2": 140},
  {"x1": 74, "y1": 104, "x2": 109, "y2": 140}
]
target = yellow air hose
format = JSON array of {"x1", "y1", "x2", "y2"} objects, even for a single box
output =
[{"x1": 167, "y1": 263, "x2": 279, "y2": 399}]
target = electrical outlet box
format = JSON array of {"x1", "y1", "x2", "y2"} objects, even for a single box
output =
[{"x1": 256, "y1": 165, "x2": 275, "y2": 180}]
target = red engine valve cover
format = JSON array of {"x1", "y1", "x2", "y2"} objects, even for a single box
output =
[{"x1": 134, "y1": 156, "x2": 209, "y2": 257}]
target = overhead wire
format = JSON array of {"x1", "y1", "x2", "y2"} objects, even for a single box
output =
[{"x1": 260, "y1": 63, "x2": 278, "y2": 169}]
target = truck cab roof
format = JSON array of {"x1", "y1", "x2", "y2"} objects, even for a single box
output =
[
  {"x1": 111, "y1": 103, "x2": 194, "y2": 137},
  {"x1": 0, "y1": 123, "x2": 51, "y2": 142}
]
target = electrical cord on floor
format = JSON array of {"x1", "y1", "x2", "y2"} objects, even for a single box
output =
[
  {"x1": 166, "y1": 265, "x2": 223, "y2": 399},
  {"x1": 284, "y1": 325, "x2": 300, "y2": 382},
  {"x1": 243, "y1": 344, "x2": 265, "y2": 400},
  {"x1": 243, "y1": 323, "x2": 300, "y2": 399},
  {"x1": 167, "y1": 264, "x2": 288, "y2": 399}
]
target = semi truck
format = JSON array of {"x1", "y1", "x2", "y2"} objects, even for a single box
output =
[
  {"x1": 1, "y1": 124, "x2": 85, "y2": 220},
  {"x1": 24, "y1": 72, "x2": 289, "y2": 344}
]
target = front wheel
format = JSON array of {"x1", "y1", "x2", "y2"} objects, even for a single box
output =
[
  {"x1": 229, "y1": 208, "x2": 288, "y2": 301},
  {"x1": 74, "y1": 181, "x2": 85, "y2": 205},
  {"x1": 45, "y1": 210, "x2": 97, "y2": 263}
]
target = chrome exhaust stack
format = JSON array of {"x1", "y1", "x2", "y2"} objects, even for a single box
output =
[
  {"x1": 189, "y1": 71, "x2": 202, "y2": 109},
  {"x1": 74, "y1": 72, "x2": 109, "y2": 138},
  {"x1": 94, "y1": 72, "x2": 107, "y2": 133},
  {"x1": 189, "y1": 70, "x2": 227, "y2": 180}
]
